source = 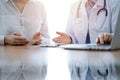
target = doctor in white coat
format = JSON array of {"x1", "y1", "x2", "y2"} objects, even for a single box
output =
[{"x1": 53, "y1": 0, "x2": 120, "y2": 44}]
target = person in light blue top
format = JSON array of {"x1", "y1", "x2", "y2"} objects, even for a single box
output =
[{"x1": 53, "y1": 0, "x2": 120, "y2": 45}]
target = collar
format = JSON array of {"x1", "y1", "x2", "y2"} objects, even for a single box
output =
[
  {"x1": 94, "y1": 0, "x2": 104, "y2": 7},
  {"x1": 92, "y1": 0, "x2": 98, "y2": 3},
  {"x1": 4, "y1": 0, "x2": 32, "y2": 3},
  {"x1": 85, "y1": 0, "x2": 104, "y2": 7}
]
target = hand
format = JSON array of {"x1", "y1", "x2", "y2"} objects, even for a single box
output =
[
  {"x1": 96, "y1": 33, "x2": 112, "y2": 45},
  {"x1": 4, "y1": 32, "x2": 29, "y2": 45},
  {"x1": 32, "y1": 32, "x2": 42, "y2": 45},
  {"x1": 52, "y1": 32, "x2": 72, "y2": 44}
]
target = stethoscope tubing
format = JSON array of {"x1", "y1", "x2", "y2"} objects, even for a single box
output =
[
  {"x1": 97, "y1": 0, "x2": 108, "y2": 16},
  {"x1": 97, "y1": 69, "x2": 108, "y2": 77}
]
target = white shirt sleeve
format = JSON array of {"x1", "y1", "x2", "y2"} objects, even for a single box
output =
[
  {"x1": 0, "y1": 35, "x2": 5, "y2": 45},
  {"x1": 38, "y1": 2, "x2": 50, "y2": 44}
]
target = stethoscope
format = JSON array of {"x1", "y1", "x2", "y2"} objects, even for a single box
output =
[
  {"x1": 92, "y1": 0, "x2": 108, "y2": 32},
  {"x1": 76, "y1": 66, "x2": 109, "y2": 79},
  {"x1": 97, "y1": 69, "x2": 108, "y2": 78},
  {"x1": 75, "y1": 0, "x2": 108, "y2": 24},
  {"x1": 97, "y1": 0, "x2": 108, "y2": 16}
]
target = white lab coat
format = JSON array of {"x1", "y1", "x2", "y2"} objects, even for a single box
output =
[{"x1": 66, "y1": 0, "x2": 120, "y2": 44}]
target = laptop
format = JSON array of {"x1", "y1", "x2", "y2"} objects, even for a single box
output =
[{"x1": 59, "y1": 13, "x2": 120, "y2": 51}]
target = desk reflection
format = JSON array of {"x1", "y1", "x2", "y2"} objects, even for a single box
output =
[
  {"x1": 67, "y1": 51, "x2": 118, "y2": 80},
  {"x1": 0, "y1": 46, "x2": 47, "y2": 80},
  {"x1": 87, "y1": 53, "x2": 117, "y2": 80},
  {"x1": 0, "y1": 46, "x2": 119, "y2": 80}
]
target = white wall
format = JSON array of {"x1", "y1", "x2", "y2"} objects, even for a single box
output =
[{"x1": 35, "y1": 1, "x2": 78, "y2": 80}]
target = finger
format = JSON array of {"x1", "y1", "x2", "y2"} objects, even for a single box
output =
[
  {"x1": 32, "y1": 41, "x2": 40, "y2": 45},
  {"x1": 13, "y1": 36, "x2": 29, "y2": 45},
  {"x1": 108, "y1": 35, "x2": 112, "y2": 42},
  {"x1": 33, "y1": 32, "x2": 41, "y2": 39},
  {"x1": 37, "y1": 32, "x2": 41, "y2": 36},
  {"x1": 105, "y1": 35, "x2": 112, "y2": 44},
  {"x1": 99, "y1": 34, "x2": 104, "y2": 44},
  {"x1": 11, "y1": 42, "x2": 29, "y2": 46},
  {"x1": 52, "y1": 37, "x2": 61, "y2": 43},
  {"x1": 56, "y1": 32, "x2": 66, "y2": 36},
  {"x1": 32, "y1": 39, "x2": 41, "y2": 45},
  {"x1": 12, "y1": 32, "x2": 21, "y2": 36},
  {"x1": 53, "y1": 39, "x2": 61, "y2": 43},
  {"x1": 103, "y1": 33, "x2": 109, "y2": 42},
  {"x1": 32, "y1": 40, "x2": 35, "y2": 45},
  {"x1": 102, "y1": 33, "x2": 113, "y2": 44},
  {"x1": 13, "y1": 39, "x2": 29, "y2": 44},
  {"x1": 52, "y1": 38, "x2": 58, "y2": 43},
  {"x1": 96, "y1": 37, "x2": 100, "y2": 44},
  {"x1": 53, "y1": 37, "x2": 66, "y2": 43},
  {"x1": 35, "y1": 32, "x2": 41, "y2": 36},
  {"x1": 14, "y1": 36, "x2": 28, "y2": 41},
  {"x1": 53, "y1": 32, "x2": 66, "y2": 43},
  {"x1": 12, "y1": 42, "x2": 29, "y2": 46}
]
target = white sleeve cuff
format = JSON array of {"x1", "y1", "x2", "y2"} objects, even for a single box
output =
[
  {"x1": 67, "y1": 34, "x2": 78, "y2": 44},
  {"x1": 0, "y1": 35, "x2": 5, "y2": 45},
  {"x1": 70, "y1": 36, "x2": 78, "y2": 44}
]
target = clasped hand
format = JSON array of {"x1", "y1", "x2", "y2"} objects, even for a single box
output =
[{"x1": 4, "y1": 32, "x2": 42, "y2": 45}]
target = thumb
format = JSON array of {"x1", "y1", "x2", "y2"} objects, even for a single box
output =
[
  {"x1": 36, "y1": 32, "x2": 41, "y2": 36},
  {"x1": 96, "y1": 38, "x2": 100, "y2": 44},
  {"x1": 33, "y1": 32, "x2": 41, "y2": 39},
  {"x1": 56, "y1": 31, "x2": 66, "y2": 36},
  {"x1": 12, "y1": 32, "x2": 21, "y2": 36}
]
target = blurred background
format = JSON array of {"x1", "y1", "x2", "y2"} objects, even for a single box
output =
[{"x1": 37, "y1": 0, "x2": 78, "y2": 43}]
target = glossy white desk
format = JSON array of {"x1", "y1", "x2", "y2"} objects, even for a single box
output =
[{"x1": 0, "y1": 46, "x2": 120, "y2": 80}]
